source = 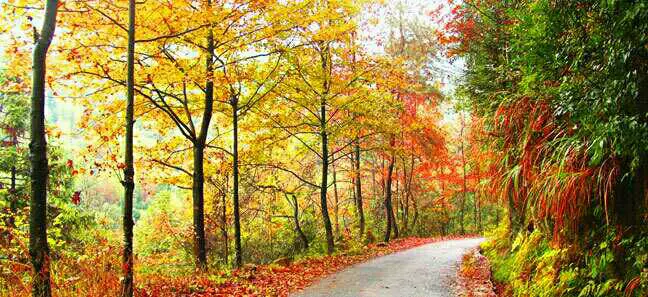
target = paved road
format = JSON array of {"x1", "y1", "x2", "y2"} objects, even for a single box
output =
[{"x1": 291, "y1": 238, "x2": 484, "y2": 297}]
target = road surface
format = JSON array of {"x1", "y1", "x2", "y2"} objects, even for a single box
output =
[{"x1": 291, "y1": 238, "x2": 484, "y2": 297}]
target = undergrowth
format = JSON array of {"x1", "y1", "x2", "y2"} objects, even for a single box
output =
[{"x1": 482, "y1": 224, "x2": 648, "y2": 297}]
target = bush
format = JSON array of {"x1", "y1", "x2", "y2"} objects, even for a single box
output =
[{"x1": 483, "y1": 224, "x2": 648, "y2": 297}]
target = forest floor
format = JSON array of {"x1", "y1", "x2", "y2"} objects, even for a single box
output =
[
  {"x1": 453, "y1": 247, "x2": 497, "y2": 297},
  {"x1": 136, "y1": 236, "x2": 478, "y2": 297}
]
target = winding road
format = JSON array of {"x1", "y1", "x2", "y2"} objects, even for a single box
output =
[{"x1": 291, "y1": 238, "x2": 484, "y2": 297}]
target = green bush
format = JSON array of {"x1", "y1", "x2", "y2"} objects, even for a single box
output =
[{"x1": 483, "y1": 224, "x2": 648, "y2": 297}]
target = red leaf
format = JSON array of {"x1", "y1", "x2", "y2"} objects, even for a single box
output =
[{"x1": 72, "y1": 191, "x2": 81, "y2": 205}]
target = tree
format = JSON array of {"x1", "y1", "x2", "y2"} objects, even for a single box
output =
[
  {"x1": 54, "y1": 0, "x2": 290, "y2": 269},
  {"x1": 29, "y1": 0, "x2": 59, "y2": 296},
  {"x1": 0, "y1": 74, "x2": 29, "y2": 241},
  {"x1": 222, "y1": 52, "x2": 285, "y2": 267},
  {"x1": 458, "y1": 112, "x2": 467, "y2": 235},
  {"x1": 441, "y1": 0, "x2": 648, "y2": 238},
  {"x1": 266, "y1": 0, "x2": 383, "y2": 254},
  {"x1": 353, "y1": 136, "x2": 365, "y2": 238},
  {"x1": 383, "y1": 146, "x2": 396, "y2": 242},
  {"x1": 120, "y1": 0, "x2": 136, "y2": 295}
]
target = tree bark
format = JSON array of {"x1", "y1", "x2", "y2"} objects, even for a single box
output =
[
  {"x1": 29, "y1": 1, "x2": 58, "y2": 296},
  {"x1": 192, "y1": 144, "x2": 207, "y2": 270},
  {"x1": 10, "y1": 166, "x2": 16, "y2": 193},
  {"x1": 411, "y1": 196, "x2": 419, "y2": 233},
  {"x1": 320, "y1": 123, "x2": 334, "y2": 254},
  {"x1": 120, "y1": 0, "x2": 136, "y2": 295},
  {"x1": 191, "y1": 1, "x2": 216, "y2": 270},
  {"x1": 332, "y1": 153, "x2": 340, "y2": 238},
  {"x1": 371, "y1": 157, "x2": 377, "y2": 200},
  {"x1": 395, "y1": 168, "x2": 400, "y2": 224},
  {"x1": 231, "y1": 96, "x2": 242, "y2": 268},
  {"x1": 354, "y1": 137, "x2": 365, "y2": 238},
  {"x1": 384, "y1": 153, "x2": 397, "y2": 242},
  {"x1": 404, "y1": 153, "x2": 415, "y2": 233},
  {"x1": 291, "y1": 194, "x2": 309, "y2": 250},
  {"x1": 319, "y1": 44, "x2": 335, "y2": 255},
  {"x1": 459, "y1": 115, "x2": 467, "y2": 235},
  {"x1": 220, "y1": 190, "x2": 228, "y2": 264},
  {"x1": 475, "y1": 166, "x2": 482, "y2": 233},
  {"x1": 7, "y1": 165, "x2": 17, "y2": 236}
]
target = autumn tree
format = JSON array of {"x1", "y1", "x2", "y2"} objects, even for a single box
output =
[
  {"x1": 372, "y1": 0, "x2": 446, "y2": 238},
  {"x1": 120, "y1": 0, "x2": 136, "y2": 294},
  {"x1": 218, "y1": 52, "x2": 286, "y2": 267},
  {"x1": 48, "y1": 0, "x2": 294, "y2": 269},
  {"x1": 261, "y1": 0, "x2": 375, "y2": 254},
  {"x1": 29, "y1": 0, "x2": 59, "y2": 296}
]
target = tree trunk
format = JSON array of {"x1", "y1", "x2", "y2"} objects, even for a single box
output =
[
  {"x1": 404, "y1": 153, "x2": 415, "y2": 233},
  {"x1": 191, "y1": 1, "x2": 216, "y2": 269},
  {"x1": 220, "y1": 190, "x2": 228, "y2": 264},
  {"x1": 291, "y1": 194, "x2": 309, "y2": 250},
  {"x1": 320, "y1": 124, "x2": 334, "y2": 254},
  {"x1": 372, "y1": 157, "x2": 377, "y2": 200},
  {"x1": 381, "y1": 158, "x2": 386, "y2": 196},
  {"x1": 231, "y1": 97, "x2": 242, "y2": 268},
  {"x1": 332, "y1": 153, "x2": 340, "y2": 238},
  {"x1": 10, "y1": 166, "x2": 16, "y2": 194},
  {"x1": 475, "y1": 166, "x2": 482, "y2": 232},
  {"x1": 391, "y1": 157, "x2": 399, "y2": 238},
  {"x1": 395, "y1": 168, "x2": 400, "y2": 224},
  {"x1": 459, "y1": 115, "x2": 467, "y2": 235},
  {"x1": 411, "y1": 196, "x2": 419, "y2": 234},
  {"x1": 7, "y1": 165, "x2": 17, "y2": 232},
  {"x1": 192, "y1": 145, "x2": 207, "y2": 270},
  {"x1": 6, "y1": 165, "x2": 17, "y2": 241},
  {"x1": 616, "y1": 67, "x2": 648, "y2": 228},
  {"x1": 319, "y1": 43, "x2": 335, "y2": 255},
  {"x1": 29, "y1": 1, "x2": 58, "y2": 296},
  {"x1": 354, "y1": 137, "x2": 365, "y2": 238},
  {"x1": 120, "y1": 1, "x2": 136, "y2": 295},
  {"x1": 384, "y1": 153, "x2": 397, "y2": 242}
]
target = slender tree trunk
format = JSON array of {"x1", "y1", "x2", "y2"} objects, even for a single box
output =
[
  {"x1": 320, "y1": 123, "x2": 334, "y2": 254},
  {"x1": 231, "y1": 97, "x2": 242, "y2": 268},
  {"x1": 404, "y1": 153, "x2": 414, "y2": 233},
  {"x1": 395, "y1": 168, "x2": 400, "y2": 223},
  {"x1": 29, "y1": 1, "x2": 58, "y2": 296},
  {"x1": 291, "y1": 195, "x2": 309, "y2": 250},
  {"x1": 319, "y1": 45, "x2": 334, "y2": 255},
  {"x1": 354, "y1": 137, "x2": 365, "y2": 238},
  {"x1": 391, "y1": 156, "x2": 399, "y2": 238},
  {"x1": 332, "y1": 153, "x2": 340, "y2": 238},
  {"x1": 220, "y1": 191, "x2": 228, "y2": 264},
  {"x1": 475, "y1": 166, "x2": 482, "y2": 233},
  {"x1": 384, "y1": 153, "x2": 397, "y2": 242},
  {"x1": 120, "y1": 1, "x2": 136, "y2": 295},
  {"x1": 191, "y1": 1, "x2": 215, "y2": 269},
  {"x1": 381, "y1": 159, "x2": 386, "y2": 196},
  {"x1": 459, "y1": 115, "x2": 467, "y2": 235},
  {"x1": 10, "y1": 166, "x2": 16, "y2": 193},
  {"x1": 7, "y1": 164, "x2": 17, "y2": 231},
  {"x1": 7, "y1": 165, "x2": 17, "y2": 235},
  {"x1": 192, "y1": 145, "x2": 207, "y2": 269},
  {"x1": 411, "y1": 196, "x2": 418, "y2": 234},
  {"x1": 371, "y1": 157, "x2": 377, "y2": 200}
]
